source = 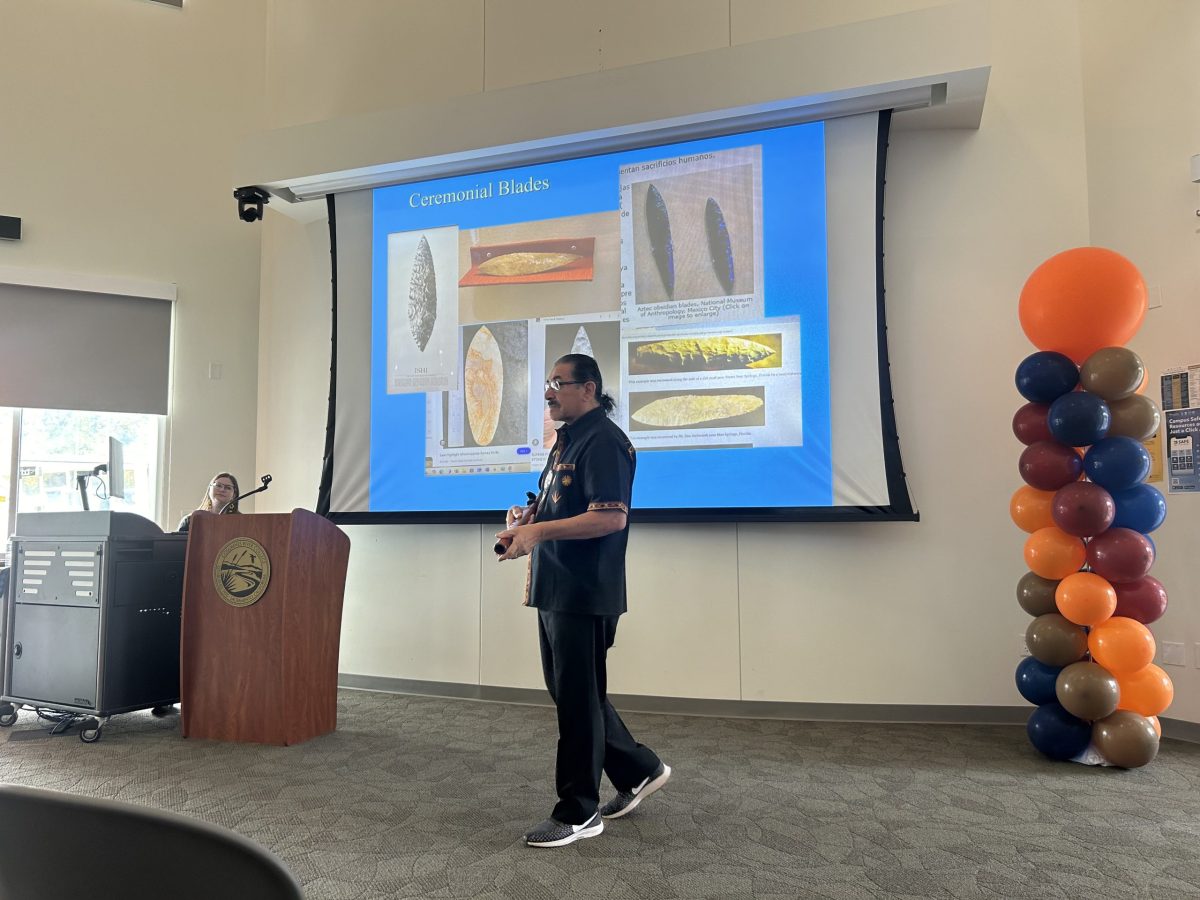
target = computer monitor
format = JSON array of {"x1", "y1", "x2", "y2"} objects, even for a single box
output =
[{"x1": 107, "y1": 436, "x2": 125, "y2": 500}]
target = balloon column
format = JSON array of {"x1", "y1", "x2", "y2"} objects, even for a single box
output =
[{"x1": 1012, "y1": 248, "x2": 1167, "y2": 768}]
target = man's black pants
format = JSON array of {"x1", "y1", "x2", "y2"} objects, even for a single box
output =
[{"x1": 538, "y1": 609, "x2": 661, "y2": 824}]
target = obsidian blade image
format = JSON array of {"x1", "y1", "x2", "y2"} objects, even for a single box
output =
[
  {"x1": 705, "y1": 198, "x2": 735, "y2": 294},
  {"x1": 644, "y1": 184, "x2": 675, "y2": 298},
  {"x1": 625, "y1": 153, "x2": 760, "y2": 310},
  {"x1": 408, "y1": 235, "x2": 437, "y2": 351}
]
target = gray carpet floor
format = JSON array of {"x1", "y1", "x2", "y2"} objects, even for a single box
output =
[{"x1": 2, "y1": 689, "x2": 1200, "y2": 899}]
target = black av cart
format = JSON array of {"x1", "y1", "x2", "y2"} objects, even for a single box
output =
[{"x1": 1, "y1": 512, "x2": 185, "y2": 742}]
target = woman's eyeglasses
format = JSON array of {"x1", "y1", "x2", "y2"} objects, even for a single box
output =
[{"x1": 210, "y1": 482, "x2": 235, "y2": 492}]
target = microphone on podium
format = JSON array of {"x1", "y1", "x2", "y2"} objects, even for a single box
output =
[{"x1": 235, "y1": 474, "x2": 273, "y2": 503}]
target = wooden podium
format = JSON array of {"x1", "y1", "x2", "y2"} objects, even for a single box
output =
[{"x1": 179, "y1": 509, "x2": 350, "y2": 745}]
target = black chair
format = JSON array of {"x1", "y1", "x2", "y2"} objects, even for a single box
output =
[{"x1": 0, "y1": 784, "x2": 304, "y2": 900}]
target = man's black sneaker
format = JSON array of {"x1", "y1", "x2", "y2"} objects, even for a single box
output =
[
  {"x1": 524, "y1": 811, "x2": 604, "y2": 847},
  {"x1": 601, "y1": 762, "x2": 672, "y2": 819}
]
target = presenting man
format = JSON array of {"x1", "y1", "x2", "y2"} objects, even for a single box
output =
[{"x1": 496, "y1": 353, "x2": 671, "y2": 848}]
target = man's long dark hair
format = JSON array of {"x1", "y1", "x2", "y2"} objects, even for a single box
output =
[{"x1": 558, "y1": 353, "x2": 616, "y2": 414}]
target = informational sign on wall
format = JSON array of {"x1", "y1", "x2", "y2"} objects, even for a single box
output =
[
  {"x1": 1161, "y1": 366, "x2": 1200, "y2": 494},
  {"x1": 1161, "y1": 365, "x2": 1200, "y2": 412},
  {"x1": 1165, "y1": 409, "x2": 1200, "y2": 493}
]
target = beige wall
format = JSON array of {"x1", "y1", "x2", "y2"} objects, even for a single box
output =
[
  {"x1": 263, "y1": 0, "x2": 484, "y2": 130},
  {"x1": 259, "y1": 0, "x2": 953, "y2": 132},
  {"x1": 1079, "y1": 0, "x2": 1200, "y2": 719},
  {"x1": 0, "y1": 0, "x2": 267, "y2": 525},
  {"x1": 256, "y1": 213, "x2": 330, "y2": 512},
  {"x1": 250, "y1": 1, "x2": 1198, "y2": 719}
]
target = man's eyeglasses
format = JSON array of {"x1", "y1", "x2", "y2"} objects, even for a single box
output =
[{"x1": 544, "y1": 379, "x2": 587, "y2": 392}]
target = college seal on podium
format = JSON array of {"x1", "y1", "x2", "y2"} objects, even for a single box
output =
[{"x1": 213, "y1": 538, "x2": 271, "y2": 608}]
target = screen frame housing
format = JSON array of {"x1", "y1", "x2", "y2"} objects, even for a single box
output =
[{"x1": 316, "y1": 110, "x2": 917, "y2": 525}]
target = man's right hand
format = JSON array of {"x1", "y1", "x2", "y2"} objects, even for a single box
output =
[{"x1": 495, "y1": 523, "x2": 542, "y2": 561}]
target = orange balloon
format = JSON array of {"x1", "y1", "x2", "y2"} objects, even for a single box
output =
[
  {"x1": 1117, "y1": 664, "x2": 1174, "y2": 717},
  {"x1": 1148, "y1": 715, "x2": 1162, "y2": 737},
  {"x1": 1010, "y1": 485, "x2": 1055, "y2": 533},
  {"x1": 1089, "y1": 616, "x2": 1156, "y2": 674},
  {"x1": 1055, "y1": 572, "x2": 1117, "y2": 626},
  {"x1": 1018, "y1": 247, "x2": 1147, "y2": 363},
  {"x1": 1023, "y1": 526, "x2": 1086, "y2": 580}
]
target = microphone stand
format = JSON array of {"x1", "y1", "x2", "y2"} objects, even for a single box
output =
[{"x1": 232, "y1": 474, "x2": 273, "y2": 505}]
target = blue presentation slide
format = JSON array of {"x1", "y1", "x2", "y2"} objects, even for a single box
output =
[{"x1": 369, "y1": 121, "x2": 830, "y2": 512}]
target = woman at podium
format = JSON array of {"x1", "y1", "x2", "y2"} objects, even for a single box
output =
[{"x1": 177, "y1": 472, "x2": 241, "y2": 533}]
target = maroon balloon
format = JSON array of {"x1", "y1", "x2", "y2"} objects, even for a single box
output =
[
  {"x1": 1051, "y1": 482, "x2": 1115, "y2": 537},
  {"x1": 1087, "y1": 527, "x2": 1155, "y2": 583},
  {"x1": 1113, "y1": 575, "x2": 1168, "y2": 625},
  {"x1": 1013, "y1": 402, "x2": 1053, "y2": 445},
  {"x1": 1019, "y1": 441, "x2": 1084, "y2": 491}
]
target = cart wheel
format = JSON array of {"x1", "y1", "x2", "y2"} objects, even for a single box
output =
[
  {"x1": 150, "y1": 705, "x2": 176, "y2": 717},
  {"x1": 80, "y1": 718, "x2": 102, "y2": 743},
  {"x1": 0, "y1": 703, "x2": 16, "y2": 727}
]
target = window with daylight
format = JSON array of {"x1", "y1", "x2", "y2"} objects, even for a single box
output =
[{"x1": 2, "y1": 408, "x2": 162, "y2": 557}]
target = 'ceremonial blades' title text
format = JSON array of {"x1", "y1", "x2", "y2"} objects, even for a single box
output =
[{"x1": 409, "y1": 177, "x2": 550, "y2": 208}]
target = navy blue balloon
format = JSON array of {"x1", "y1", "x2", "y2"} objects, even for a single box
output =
[
  {"x1": 1016, "y1": 351, "x2": 1080, "y2": 404},
  {"x1": 1084, "y1": 437, "x2": 1152, "y2": 491},
  {"x1": 1027, "y1": 702, "x2": 1092, "y2": 760},
  {"x1": 1048, "y1": 392, "x2": 1110, "y2": 446},
  {"x1": 1016, "y1": 657, "x2": 1061, "y2": 706},
  {"x1": 1111, "y1": 483, "x2": 1167, "y2": 533}
]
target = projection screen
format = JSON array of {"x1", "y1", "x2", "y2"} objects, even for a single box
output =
[{"x1": 320, "y1": 110, "x2": 915, "y2": 523}]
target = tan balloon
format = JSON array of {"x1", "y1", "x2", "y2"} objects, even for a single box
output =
[
  {"x1": 1025, "y1": 613, "x2": 1088, "y2": 667},
  {"x1": 1093, "y1": 710, "x2": 1160, "y2": 768},
  {"x1": 1055, "y1": 661, "x2": 1120, "y2": 721},
  {"x1": 1017, "y1": 571, "x2": 1060, "y2": 617},
  {"x1": 1106, "y1": 394, "x2": 1161, "y2": 441},
  {"x1": 1080, "y1": 347, "x2": 1145, "y2": 401}
]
